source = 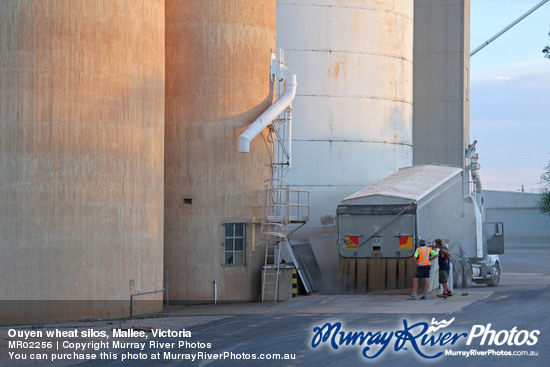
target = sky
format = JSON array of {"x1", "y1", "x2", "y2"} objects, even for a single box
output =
[{"x1": 470, "y1": 0, "x2": 550, "y2": 193}]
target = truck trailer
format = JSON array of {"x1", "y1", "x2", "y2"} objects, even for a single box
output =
[{"x1": 337, "y1": 164, "x2": 504, "y2": 293}]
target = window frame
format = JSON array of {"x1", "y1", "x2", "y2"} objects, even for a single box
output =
[{"x1": 223, "y1": 223, "x2": 247, "y2": 266}]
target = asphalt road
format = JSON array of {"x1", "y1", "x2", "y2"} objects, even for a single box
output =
[
  {"x1": 80, "y1": 285, "x2": 549, "y2": 367},
  {"x1": 77, "y1": 246, "x2": 550, "y2": 367},
  {"x1": 500, "y1": 246, "x2": 550, "y2": 275}
]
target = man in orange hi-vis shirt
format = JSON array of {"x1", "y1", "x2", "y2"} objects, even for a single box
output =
[{"x1": 407, "y1": 239, "x2": 438, "y2": 300}]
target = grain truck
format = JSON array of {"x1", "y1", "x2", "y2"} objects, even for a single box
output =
[{"x1": 337, "y1": 164, "x2": 503, "y2": 293}]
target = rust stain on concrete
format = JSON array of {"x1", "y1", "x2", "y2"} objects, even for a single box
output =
[{"x1": 327, "y1": 54, "x2": 349, "y2": 81}]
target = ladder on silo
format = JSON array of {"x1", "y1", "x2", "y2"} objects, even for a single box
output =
[
  {"x1": 261, "y1": 240, "x2": 283, "y2": 303},
  {"x1": 260, "y1": 179, "x2": 290, "y2": 302},
  {"x1": 269, "y1": 50, "x2": 293, "y2": 182}
]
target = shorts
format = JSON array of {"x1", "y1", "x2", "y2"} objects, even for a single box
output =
[
  {"x1": 439, "y1": 269, "x2": 449, "y2": 283},
  {"x1": 414, "y1": 265, "x2": 431, "y2": 279}
]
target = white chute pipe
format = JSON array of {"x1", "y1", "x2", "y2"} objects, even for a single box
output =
[
  {"x1": 238, "y1": 66, "x2": 296, "y2": 153},
  {"x1": 470, "y1": 154, "x2": 482, "y2": 193}
]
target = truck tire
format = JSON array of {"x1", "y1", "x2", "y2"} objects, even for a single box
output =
[
  {"x1": 452, "y1": 259, "x2": 463, "y2": 288},
  {"x1": 487, "y1": 262, "x2": 501, "y2": 287},
  {"x1": 463, "y1": 260, "x2": 473, "y2": 288}
]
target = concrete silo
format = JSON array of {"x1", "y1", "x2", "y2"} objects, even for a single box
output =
[
  {"x1": 276, "y1": 1, "x2": 413, "y2": 283},
  {"x1": 0, "y1": 0, "x2": 165, "y2": 324},
  {"x1": 165, "y1": 1, "x2": 275, "y2": 302},
  {"x1": 413, "y1": 0, "x2": 470, "y2": 170}
]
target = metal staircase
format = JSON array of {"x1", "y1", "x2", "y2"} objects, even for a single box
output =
[{"x1": 259, "y1": 178, "x2": 311, "y2": 302}]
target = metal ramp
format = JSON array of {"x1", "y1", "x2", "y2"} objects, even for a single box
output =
[{"x1": 285, "y1": 239, "x2": 322, "y2": 294}]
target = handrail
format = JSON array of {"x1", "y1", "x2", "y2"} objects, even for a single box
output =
[{"x1": 130, "y1": 269, "x2": 169, "y2": 318}]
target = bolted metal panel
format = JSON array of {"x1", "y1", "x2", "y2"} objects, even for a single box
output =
[
  {"x1": 0, "y1": 0, "x2": 165, "y2": 323},
  {"x1": 165, "y1": 0, "x2": 276, "y2": 302},
  {"x1": 277, "y1": 0, "x2": 414, "y2": 227}
]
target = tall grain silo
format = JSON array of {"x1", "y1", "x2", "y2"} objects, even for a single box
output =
[
  {"x1": 276, "y1": 1, "x2": 414, "y2": 283},
  {"x1": 0, "y1": 0, "x2": 165, "y2": 324},
  {"x1": 413, "y1": 0, "x2": 470, "y2": 170},
  {"x1": 165, "y1": 1, "x2": 275, "y2": 302}
]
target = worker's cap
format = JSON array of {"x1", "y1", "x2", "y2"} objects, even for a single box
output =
[{"x1": 419, "y1": 239, "x2": 426, "y2": 245}]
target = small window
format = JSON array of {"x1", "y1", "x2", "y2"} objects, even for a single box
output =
[{"x1": 224, "y1": 223, "x2": 246, "y2": 266}]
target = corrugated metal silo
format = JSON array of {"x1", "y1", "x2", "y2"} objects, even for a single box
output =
[
  {"x1": 165, "y1": 0, "x2": 275, "y2": 302},
  {"x1": 0, "y1": 0, "x2": 165, "y2": 324},
  {"x1": 276, "y1": 1, "x2": 414, "y2": 279}
]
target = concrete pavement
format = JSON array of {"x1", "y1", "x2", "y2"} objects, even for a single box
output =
[
  {"x1": 167, "y1": 271, "x2": 550, "y2": 317},
  {"x1": 169, "y1": 291, "x2": 492, "y2": 316}
]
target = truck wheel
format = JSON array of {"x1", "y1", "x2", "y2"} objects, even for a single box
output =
[
  {"x1": 487, "y1": 262, "x2": 501, "y2": 287},
  {"x1": 452, "y1": 259, "x2": 463, "y2": 288},
  {"x1": 463, "y1": 260, "x2": 472, "y2": 288}
]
